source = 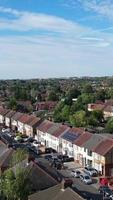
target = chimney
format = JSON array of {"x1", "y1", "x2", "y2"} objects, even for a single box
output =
[{"x1": 61, "y1": 178, "x2": 65, "y2": 191}]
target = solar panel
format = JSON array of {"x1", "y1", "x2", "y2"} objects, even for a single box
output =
[{"x1": 62, "y1": 131, "x2": 80, "y2": 142}]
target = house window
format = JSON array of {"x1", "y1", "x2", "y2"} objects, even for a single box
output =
[
  {"x1": 87, "y1": 159, "x2": 92, "y2": 167},
  {"x1": 69, "y1": 143, "x2": 73, "y2": 148},
  {"x1": 87, "y1": 150, "x2": 92, "y2": 156}
]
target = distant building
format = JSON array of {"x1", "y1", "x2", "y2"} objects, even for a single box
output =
[{"x1": 35, "y1": 101, "x2": 57, "y2": 111}]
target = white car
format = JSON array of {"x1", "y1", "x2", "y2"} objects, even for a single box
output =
[
  {"x1": 80, "y1": 174, "x2": 92, "y2": 184},
  {"x1": 71, "y1": 169, "x2": 81, "y2": 178},
  {"x1": 32, "y1": 141, "x2": 41, "y2": 148},
  {"x1": 84, "y1": 167, "x2": 98, "y2": 177},
  {"x1": 2, "y1": 128, "x2": 6, "y2": 132},
  {"x1": 2, "y1": 128, "x2": 10, "y2": 133}
]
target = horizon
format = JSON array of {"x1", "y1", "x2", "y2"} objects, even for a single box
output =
[
  {"x1": 0, "y1": 75, "x2": 113, "y2": 81},
  {"x1": 0, "y1": 0, "x2": 113, "y2": 78}
]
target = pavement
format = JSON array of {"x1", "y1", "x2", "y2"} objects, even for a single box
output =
[
  {"x1": 35, "y1": 156, "x2": 103, "y2": 199},
  {"x1": 63, "y1": 161, "x2": 100, "y2": 188}
]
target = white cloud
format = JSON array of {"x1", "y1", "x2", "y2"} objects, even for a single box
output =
[
  {"x1": 77, "y1": 0, "x2": 113, "y2": 20},
  {"x1": 0, "y1": 6, "x2": 113, "y2": 78},
  {"x1": 63, "y1": 0, "x2": 113, "y2": 20},
  {"x1": 0, "y1": 6, "x2": 20, "y2": 16},
  {"x1": 0, "y1": 33, "x2": 113, "y2": 79},
  {"x1": 0, "y1": 6, "x2": 85, "y2": 33}
]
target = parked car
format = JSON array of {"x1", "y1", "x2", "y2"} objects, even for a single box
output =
[
  {"x1": 54, "y1": 161, "x2": 63, "y2": 170},
  {"x1": 26, "y1": 137, "x2": 34, "y2": 143},
  {"x1": 80, "y1": 174, "x2": 92, "y2": 184},
  {"x1": 110, "y1": 193, "x2": 113, "y2": 200},
  {"x1": 57, "y1": 154, "x2": 69, "y2": 161},
  {"x1": 58, "y1": 155, "x2": 74, "y2": 162},
  {"x1": 45, "y1": 147, "x2": 57, "y2": 153},
  {"x1": 98, "y1": 186, "x2": 113, "y2": 198},
  {"x1": 64, "y1": 178, "x2": 73, "y2": 188},
  {"x1": 32, "y1": 141, "x2": 41, "y2": 148},
  {"x1": 44, "y1": 155, "x2": 52, "y2": 161},
  {"x1": 2, "y1": 128, "x2": 6, "y2": 133},
  {"x1": 84, "y1": 167, "x2": 98, "y2": 177},
  {"x1": 71, "y1": 169, "x2": 81, "y2": 178}
]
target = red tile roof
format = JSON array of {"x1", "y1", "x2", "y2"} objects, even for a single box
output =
[
  {"x1": 18, "y1": 114, "x2": 31, "y2": 124},
  {"x1": 11, "y1": 112, "x2": 24, "y2": 121},
  {"x1": 92, "y1": 138, "x2": 113, "y2": 156},
  {"x1": 74, "y1": 131, "x2": 92, "y2": 146},
  {"x1": 70, "y1": 127, "x2": 84, "y2": 134},
  {"x1": 90, "y1": 103, "x2": 105, "y2": 111},
  {"x1": 53, "y1": 125, "x2": 69, "y2": 138},
  {"x1": 5, "y1": 110, "x2": 16, "y2": 118},
  {"x1": 26, "y1": 116, "x2": 41, "y2": 127},
  {"x1": 37, "y1": 120, "x2": 54, "y2": 133},
  {"x1": 0, "y1": 108, "x2": 10, "y2": 116}
]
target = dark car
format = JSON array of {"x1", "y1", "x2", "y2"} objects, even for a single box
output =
[
  {"x1": 64, "y1": 178, "x2": 73, "y2": 188},
  {"x1": 26, "y1": 137, "x2": 34, "y2": 143},
  {"x1": 62, "y1": 156, "x2": 74, "y2": 162},
  {"x1": 98, "y1": 186, "x2": 113, "y2": 198},
  {"x1": 44, "y1": 155, "x2": 52, "y2": 161},
  {"x1": 57, "y1": 155, "x2": 69, "y2": 161},
  {"x1": 45, "y1": 147, "x2": 57, "y2": 153}
]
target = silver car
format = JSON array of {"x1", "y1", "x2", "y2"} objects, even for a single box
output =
[
  {"x1": 80, "y1": 174, "x2": 92, "y2": 184},
  {"x1": 84, "y1": 167, "x2": 98, "y2": 177},
  {"x1": 71, "y1": 169, "x2": 81, "y2": 178}
]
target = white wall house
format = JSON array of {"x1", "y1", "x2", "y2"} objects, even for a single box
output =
[
  {"x1": 5, "y1": 117, "x2": 11, "y2": 127},
  {"x1": 0, "y1": 109, "x2": 9, "y2": 124},
  {"x1": 0, "y1": 114, "x2": 5, "y2": 124},
  {"x1": 18, "y1": 121, "x2": 25, "y2": 134},
  {"x1": 92, "y1": 152, "x2": 105, "y2": 173},
  {"x1": 36, "y1": 129, "x2": 47, "y2": 146},
  {"x1": 24, "y1": 124, "x2": 33, "y2": 137},
  {"x1": 11, "y1": 112, "x2": 23, "y2": 131},
  {"x1": 60, "y1": 138, "x2": 74, "y2": 157},
  {"x1": 5, "y1": 111, "x2": 16, "y2": 128},
  {"x1": 73, "y1": 144, "x2": 87, "y2": 166}
]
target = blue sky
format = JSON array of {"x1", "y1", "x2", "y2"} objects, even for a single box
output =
[{"x1": 0, "y1": 0, "x2": 113, "y2": 79}]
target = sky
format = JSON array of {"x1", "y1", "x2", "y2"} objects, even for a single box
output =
[{"x1": 0, "y1": 0, "x2": 113, "y2": 79}]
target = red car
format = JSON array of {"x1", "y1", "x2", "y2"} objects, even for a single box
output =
[{"x1": 64, "y1": 178, "x2": 73, "y2": 188}]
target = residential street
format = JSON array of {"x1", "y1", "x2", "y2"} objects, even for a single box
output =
[
  {"x1": 0, "y1": 131, "x2": 110, "y2": 199},
  {"x1": 36, "y1": 156, "x2": 103, "y2": 200}
]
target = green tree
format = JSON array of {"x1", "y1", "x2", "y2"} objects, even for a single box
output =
[
  {"x1": 47, "y1": 90, "x2": 58, "y2": 101},
  {"x1": 61, "y1": 105, "x2": 70, "y2": 121},
  {"x1": 53, "y1": 101, "x2": 64, "y2": 122},
  {"x1": 83, "y1": 83, "x2": 93, "y2": 94},
  {"x1": 91, "y1": 110, "x2": 103, "y2": 123},
  {"x1": 8, "y1": 97, "x2": 17, "y2": 110},
  {"x1": 11, "y1": 148, "x2": 27, "y2": 166},
  {"x1": 95, "y1": 89, "x2": 107, "y2": 101},
  {"x1": 0, "y1": 169, "x2": 16, "y2": 200},
  {"x1": 106, "y1": 118, "x2": 113, "y2": 133},
  {"x1": 0, "y1": 149, "x2": 30, "y2": 200},
  {"x1": 70, "y1": 110, "x2": 87, "y2": 127},
  {"x1": 1, "y1": 168, "x2": 31, "y2": 200},
  {"x1": 87, "y1": 115, "x2": 98, "y2": 126},
  {"x1": 65, "y1": 88, "x2": 81, "y2": 105}
]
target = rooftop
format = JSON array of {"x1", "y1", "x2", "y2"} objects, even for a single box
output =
[
  {"x1": 61, "y1": 127, "x2": 84, "y2": 143},
  {"x1": 82, "y1": 134, "x2": 104, "y2": 151},
  {"x1": 28, "y1": 183, "x2": 84, "y2": 200},
  {"x1": 92, "y1": 138, "x2": 113, "y2": 156},
  {"x1": 37, "y1": 120, "x2": 54, "y2": 133}
]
